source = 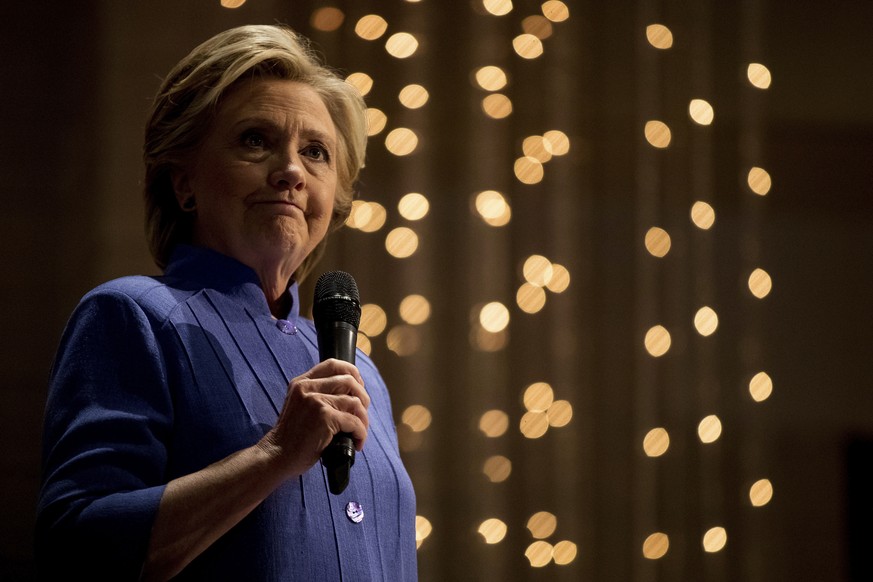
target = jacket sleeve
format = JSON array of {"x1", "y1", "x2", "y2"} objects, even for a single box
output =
[{"x1": 36, "y1": 289, "x2": 174, "y2": 580}]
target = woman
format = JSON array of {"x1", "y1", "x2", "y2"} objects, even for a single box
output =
[{"x1": 36, "y1": 25, "x2": 417, "y2": 581}]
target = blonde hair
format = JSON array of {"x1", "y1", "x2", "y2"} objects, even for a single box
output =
[{"x1": 143, "y1": 25, "x2": 367, "y2": 281}]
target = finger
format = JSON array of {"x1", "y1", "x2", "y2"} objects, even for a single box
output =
[
  {"x1": 294, "y1": 372, "x2": 370, "y2": 410},
  {"x1": 305, "y1": 359, "x2": 365, "y2": 388},
  {"x1": 324, "y1": 406, "x2": 369, "y2": 450}
]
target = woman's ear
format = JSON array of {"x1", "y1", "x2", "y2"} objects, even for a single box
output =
[{"x1": 171, "y1": 169, "x2": 196, "y2": 211}]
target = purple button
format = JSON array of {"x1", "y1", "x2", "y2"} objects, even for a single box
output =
[
  {"x1": 345, "y1": 501, "x2": 364, "y2": 524},
  {"x1": 276, "y1": 319, "x2": 297, "y2": 335}
]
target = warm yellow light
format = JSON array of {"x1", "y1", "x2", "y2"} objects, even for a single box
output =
[
  {"x1": 645, "y1": 226, "x2": 671, "y2": 258},
  {"x1": 694, "y1": 306, "x2": 719, "y2": 337},
  {"x1": 398, "y1": 192, "x2": 429, "y2": 221},
  {"x1": 478, "y1": 518, "x2": 508, "y2": 544},
  {"x1": 517, "y1": 283, "x2": 547, "y2": 314},
  {"x1": 482, "y1": 93, "x2": 513, "y2": 119},
  {"x1": 399, "y1": 294, "x2": 431, "y2": 325},
  {"x1": 483, "y1": 455, "x2": 512, "y2": 483},
  {"x1": 385, "y1": 227, "x2": 419, "y2": 258},
  {"x1": 747, "y1": 63, "x2": 772, "y2": 89},
  {"x1": 703, "y1": 526, "x2": 727, "y2": 553},
  {"x1": 365, "y1": 108, "x2": 387, "y2": 136},
  {"x1": 520, "y1": 411, "x2": 549, "y2": 439},
  {"x1": 691, "y1": 201, "x2": 716, "y2": 230},
  {"x1": 402, "y1": 404, "x2": 432, "y2": 432},
  {"x1": 543, "y1": 130, "x2": 570, "y2": 155},
  {"x1": 346, "y1": 72, "x2": 374, "y2": 97},
  {"x1": 747, "y1": 167, "x2": 772, "y2": 195},
  {"x1": 749, "y1": 478, "x2": 774, "y2": 507},
  {"x1": 748, "y1": 267, "x2": 773, "y2": 298},
  {"x1": 525, "y1": 541, "x2": 553, "y2": 567},
  {"x1": 513, "y1": 34, "x2": 544, "y2": 59},
  {"x1": 356, "y1": 333, "x2": 372, "y2": 356},
  {"x1": 310, "y1": 6, "x2": 344, "y2": 31},
  {"x1": 475, "y1": 190, "x2": 512, "y2": 226},
  {"x1": 527, "y1": 511, "x2": 557, "y2": 539},
  {"x1": 471, "y1": 325, "x2": 509, "y2": 352},
  {"x1": 553, "y1": 540, "x2": 577, "y2": 565},
  {"x1": 541, "y1": 0, "x2": 570, "y2": 22},
  {"x1": 749, "y1": 371, "x2": 773, "y2": 402},
  {"x1": 385, "y1": 128, "x2": 419, "y2": 156},
  {"x1": 514, "y1": 156, "x2": 544, "y2": 184},
  {"x1": 416, "y1": 515, "x2": 433, "y2": 548},
  {"x1": 646, "y1": 24, "x2": 673, "y2": 49},
  {"x1": 697, "y1": 414, "x2": 722, "y2": 443},
  {"x1": 360, "y1": 303, "x2": 387, "y2": 337},
  {"x1": 385, "y1": 32, "x2": 419, "y2": 58},
  {"x1": 643, "y1": 427, "x2": 670, "y2": 457},
  {"x1": 644, "y1": 325, "x2": 671, "y2": 357},
  {"x1": 547, "y1": 400, "x2": 573, "y2": 427},
  {"x1": 483, "y1": 0, "x2": 513, "y2": 16},
  {"x1": 644, "y1": 120, "x2": 672, "y2": 148},
  {"x1": 480, "y1": 302, "x2": 510, "y2": 332},
  {"x1": 479, "y1": 409, "x2": 510, "y2": 437},
  {"x1": 522, "y1": 15, "x2": 553, "y2": 39},
  {"x1": 689, "y1": 98, "x2": 715, "y2": 125},
  {"x1": 220, "y1": 0, "x2": 246, "y2": 8},
  {"x1": 522, "y1": 136, "x2": 553, "y2": 163},
  {"x1": 355, "y1": 14, "x2": 388, "y2": 40},
  {"x1": 547, "y1": 264, "x2": 570, "y2": 292},
  {"x1": 399, "y1": 84, "x2": 429, "y2": 109},
  {"x1": 523, "y1": 382, "x2": 554, "y2": 412},
  {"x1": 474, "y1": 66, "x2": 508, "y2": 91},
  {"x1": 523, "y1": 255, "x2": 553, "y2": 287},
  {"x1": 347, "y1": 200, "x2": 387, "y2": 232},
  {"x1": 642, "y1": 532, "x2": 670, "y2": 559},
  {"x1": 386, "y1": 325, "x2": 421, "y2": 356}
]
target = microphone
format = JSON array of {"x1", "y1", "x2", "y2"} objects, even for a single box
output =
[{"x1": 313, "y1": 270, "x2": 361, "y2": 495}]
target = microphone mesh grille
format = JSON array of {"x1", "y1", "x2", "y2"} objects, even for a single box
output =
[{"x1": 313, "y1": 271, "x2": 361, "y2": 327}]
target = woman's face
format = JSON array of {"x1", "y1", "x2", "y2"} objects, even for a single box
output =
[{"x1": 174, "y1": 78, "x2": 338, "y2": 278}]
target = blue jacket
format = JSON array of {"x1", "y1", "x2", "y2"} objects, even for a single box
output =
[{"x1": 36, "y1": 245, "x2": 417, "y2": 580}]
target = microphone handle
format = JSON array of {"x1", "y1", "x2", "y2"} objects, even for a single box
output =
[{"x1": 318, "y1": 321, "x2": 357, "y2": 495}]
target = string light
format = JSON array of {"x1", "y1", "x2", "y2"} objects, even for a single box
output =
[
  {"x1": 478, "y1": 518, "x2": 508, "y2": 543},
  {"x1": 646, "y1": 24, "x2": 673, "y2": 49},
  {"x1": 642, "y1": 532, "x2": 670, "y2": 559},
  {"x1": 747, "y1": 63, "x2": 772, "y2": 89}
]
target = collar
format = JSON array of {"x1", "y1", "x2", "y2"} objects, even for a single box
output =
[{"x1": 163, "y1": 244, "x2": 300, "y2": 322}]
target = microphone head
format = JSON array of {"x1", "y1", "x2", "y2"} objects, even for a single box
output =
[{"x1": 313, "y1": 271, "x2": 361, "y2": 328}]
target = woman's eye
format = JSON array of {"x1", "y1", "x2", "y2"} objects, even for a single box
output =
[
  {"x1": 241, "y1": 132, "x2": 266, "y2": 149},
  {"x1": 302, "y1": 145, "x2": 329, "y2": 161}
]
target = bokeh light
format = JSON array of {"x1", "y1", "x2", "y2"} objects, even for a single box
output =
[
  {"x1": 483, "y1": 455, "x2": 512, "y2": 483},
  {"x1": 527, "y1": 511, "x2": 557, "y2": 539},
  {"x1": 478, "y1": 518, "x2": 508, "y2": 543},
  {"x1": 642, "y1": 532, "x2": 670, "y2": 559},
  {"x1": 479, "y1": 409, "x2": 510, "y2": 437},
  {"x1": 644, "y1": 120, "x2": 672, "y2": 148},
  {"x1": 646, "y1": 24, "x2": 673, "y2": 49},
  {"x1": 691, "y1": 201, "x2": 716, "y2": 230},
  {"x1": 355, "y1": 14, "x2": 388, "y2": 40},
  {"x1": 398, "y1": 192, "x2": 430, "y2": 221},
  {"x1": 749, "y1": 478, "x2": 774, "y2": 507},
  {"x1": 385, "y1": 32, "x2": 419, "y2": 58},
  {"x1": 385, "y1": 227, "x2": 419, "y2": 258},
  {"x1": 643, "y1": 427, "x2": 670, "y2": 457},
  {"x1": 747, "y1": 63, "x2": 772, "y2": 89},
  {"x1": 749, "y1": 371, "x2": 773, "y2": 402},
  {"x1": 702, "y1": 526, "x2": 727, "y2": 553},
  {"x1": 644, "y1": 325, "x2": 671, "y2": 357}
]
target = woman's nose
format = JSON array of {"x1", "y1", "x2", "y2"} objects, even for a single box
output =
[{"x1": 270, "y1": 154, "x2": 305, "y2": 191}]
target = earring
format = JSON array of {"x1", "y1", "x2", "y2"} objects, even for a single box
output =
[{"x1": 182, "y1": 197, "x2": 196, "y2": 211}]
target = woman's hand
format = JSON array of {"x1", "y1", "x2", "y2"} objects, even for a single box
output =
[{"x1": 259, "y1": 358, "x2": 370, "y2": 478}]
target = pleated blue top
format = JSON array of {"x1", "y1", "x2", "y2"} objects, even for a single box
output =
[{"x1": 36, "y1": 245, "x2": 418, "y2": 581}]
